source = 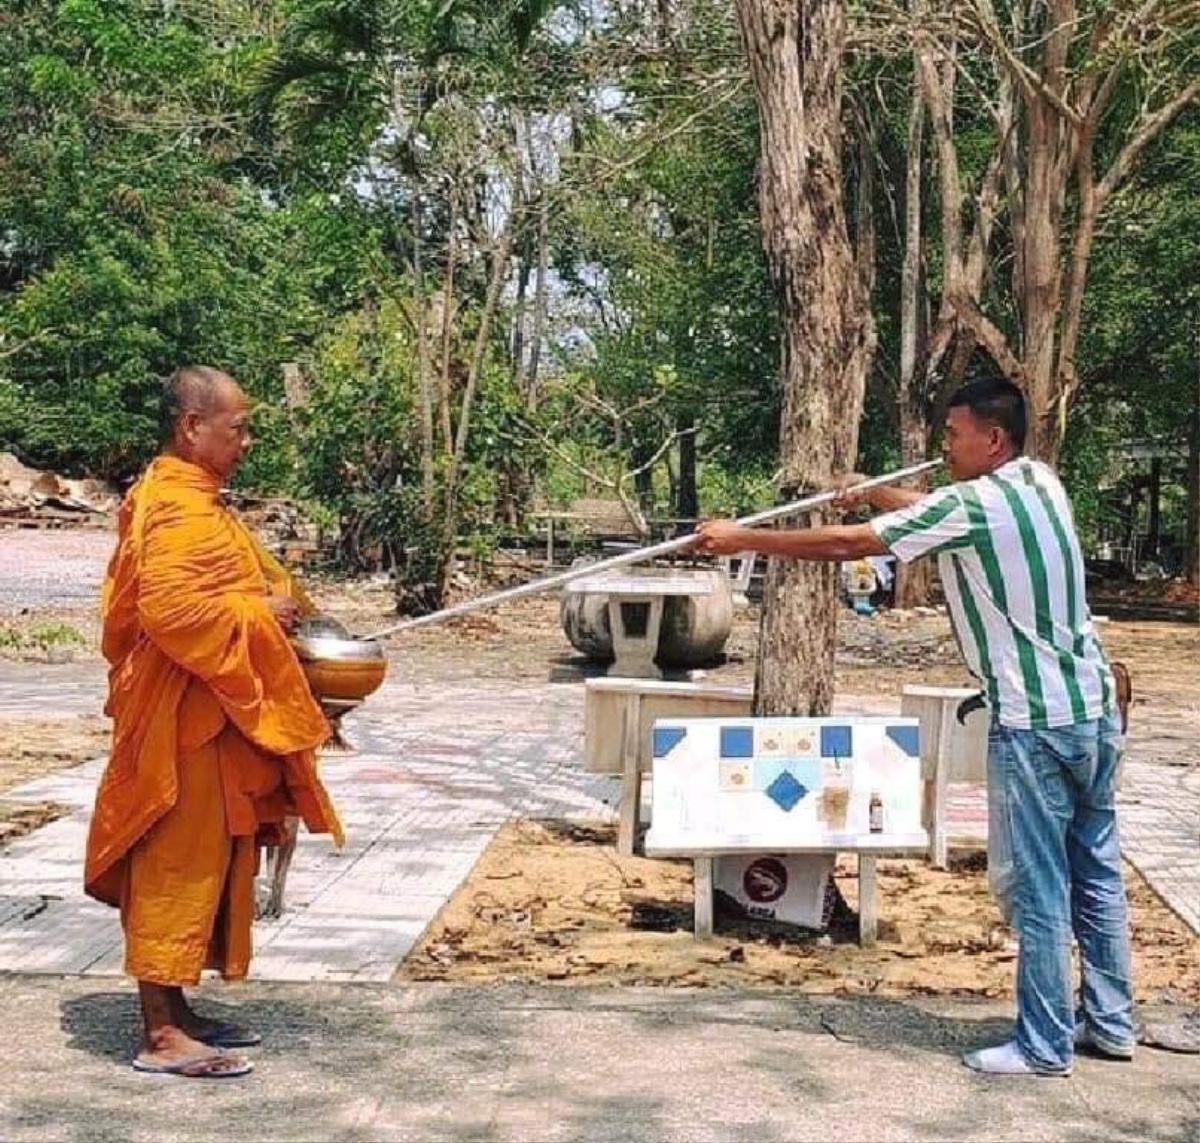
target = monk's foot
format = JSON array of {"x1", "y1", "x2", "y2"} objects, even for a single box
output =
[
  {"x1": 177, "y1": 1010, "x2": 262, "y2": 1048},
  {"x1": 135, "y1": 1025, "x2": 252, "y2": 1076}
]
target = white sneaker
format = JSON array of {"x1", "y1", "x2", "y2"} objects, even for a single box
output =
[
  {"x1": 962, "y1": 1041, "x2": 1070, "y2": 1077},
  {"x1": 1074, "y1": 1022, "x2": 1135, "y2": 1060}
]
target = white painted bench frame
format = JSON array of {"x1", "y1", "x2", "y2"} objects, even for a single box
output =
[
  {"x1": 586, "y1": 680, "x2": 935, "y2": 944},
  {"x1": 583, "y1": 677, "x2": 754, "y2": 854}
]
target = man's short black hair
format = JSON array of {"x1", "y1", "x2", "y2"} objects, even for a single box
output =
[
  {"x1": 159, "y1": 365, "x2": 229, "y2": 441},
  {"x1": 946, "y1": 378, "x2": 1027, "y2": 452}
]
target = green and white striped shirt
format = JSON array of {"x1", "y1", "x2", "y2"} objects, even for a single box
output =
[{"x1": 870, "y1": 458, "x2": 1115, "y2": 730}]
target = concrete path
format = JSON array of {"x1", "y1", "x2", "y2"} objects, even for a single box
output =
[{"x1": 1, "y1": 978, "x2": 1196, "y2": 1143}]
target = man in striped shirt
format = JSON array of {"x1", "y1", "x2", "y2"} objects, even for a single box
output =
[{"x1": 695, "y1": 379, "x2": 1133, "y2": 1076}]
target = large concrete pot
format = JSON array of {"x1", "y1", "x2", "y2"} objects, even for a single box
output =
[{"x1": 560, "y1": 566, "x2": 733, "y2": 668}]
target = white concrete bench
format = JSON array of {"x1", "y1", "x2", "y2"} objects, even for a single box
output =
[
  {"x1": 583, "y1": 677, "x2": 753, "y2": 854},
  {"x1": 899, "y1": 684, "x2": 988, "y2": 868}
]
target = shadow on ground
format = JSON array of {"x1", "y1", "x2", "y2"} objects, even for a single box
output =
[{"x1": 0, "y1": 980, "x2": 1191, "y2": 1143}]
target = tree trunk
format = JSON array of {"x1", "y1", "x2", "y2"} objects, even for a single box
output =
[
  {"x1": 894, "y1": 67, "x2": 930, "y2": 611},
  {"x1": 527, "y1": 190, "x2": 550, "y2": 410},
  {"x1": 633, "y1": 440, "x2": 654, "y2": 504},
  {"x1": 735, "y1": 0, "x2": 875, "y2": 716},
  {"x1": 438, "y1": 186, "x2": 458, "y2": 455},
  {"x1": 410, "y1": 193, "x2": 436, "y2": 517},
  {"x1": 511, "y1": 241, "x2": 531, "y2": 376},
  {"x1": 894, "y1": 406, "x2": 932, "y2": 610},
  {"x1": 1187, "y1": 398, "x2": 1199, "y2": 587},
  {"x1": 438, "y1": 223, "x2": 516, "y2": 600},
  {"x1": 917, "y1": 4, "x2": 1198, "y2": 468},
  {"x1": 676, "y1": 413, "x2": 698, "y2": 521},
  {"x1": 1147, "y1": 456, "x2": 1162, "y2": 560}
]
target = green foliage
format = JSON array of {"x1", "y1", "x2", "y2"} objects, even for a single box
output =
[
  {"x1": 554, "y1": 8, "x2": 779, "y2": 517},
  {"x1": 1060, "y1": 113, "x2": 1200, "y2": 561},
  {"x1": 292, "y1": 292, "x2": 534, "y2": 577},
  {"x1": 0, "y1": 621, "x2": 88, "y2": 654},
  {"x1": 2, "y1": 0, "x2": 1196, "y2": 585}
]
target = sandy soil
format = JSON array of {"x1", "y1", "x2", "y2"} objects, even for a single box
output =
[{"x1": 400, "y1": 820, "x2": 1200, "y2": 1002}]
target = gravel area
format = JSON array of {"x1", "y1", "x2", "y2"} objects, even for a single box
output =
[{"x1": 0, "y1": 527, "x2": 114, "y2": 612}]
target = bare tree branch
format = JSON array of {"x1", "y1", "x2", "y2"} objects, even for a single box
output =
[{"x1": 1097, "y1": 77, "x2": 1200, "y2": 208}]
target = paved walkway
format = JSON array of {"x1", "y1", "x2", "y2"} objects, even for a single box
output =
[
  {"x1": 1118, "y1": 702, "x2": 1200, "y2": 932},
  {"x1": 2, "y1": 979, "x2": 1197, "y2": 1143},
  {"x1": 0, "y1": 670, "x2": 617, "y2": 980}
]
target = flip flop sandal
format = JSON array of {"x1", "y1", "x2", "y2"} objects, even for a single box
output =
[
  {"x1": 196, "y1": 1021, "x2": 263, "y2": 1048},
  {"x1": 132, "y1": 1053, "x2": 254, "y2": 1078}
]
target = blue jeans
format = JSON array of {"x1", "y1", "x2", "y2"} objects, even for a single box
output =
[{"x1": 986, "y1": 712, "x2": 1134, "y2": 1071}]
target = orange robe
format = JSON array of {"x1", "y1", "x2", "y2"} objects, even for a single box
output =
[{"x1": 84, "y1": 455, "x2": 343, "y2": 985}]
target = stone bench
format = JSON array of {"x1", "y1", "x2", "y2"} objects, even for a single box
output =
[{"x1": 583, "y1": 677, "x2": 753, "y2": 854}]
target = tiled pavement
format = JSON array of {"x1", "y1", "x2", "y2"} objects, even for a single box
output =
[
  {"x1": 0, "y1": 671, "x2": 617, "y2": 981},
  {"x1": 0, "y1": 671, "x2": 1195, "y2": 983},
  {"x1": 1117, "y1": 707, "x2": 1200, "y2": 933}
]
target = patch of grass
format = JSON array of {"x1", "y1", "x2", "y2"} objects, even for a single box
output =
[{"x1": 0, "y1": 622, "x2": 88, "y2": 654}]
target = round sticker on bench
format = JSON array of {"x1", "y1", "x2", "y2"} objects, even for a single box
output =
[{"x1": 743, "y1": 857, "x2": 788, "y2": 903}]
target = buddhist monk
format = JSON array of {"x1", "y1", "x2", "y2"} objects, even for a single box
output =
[{"x1": 85, "y1": 365, "x2": 343, "y2": 1078}]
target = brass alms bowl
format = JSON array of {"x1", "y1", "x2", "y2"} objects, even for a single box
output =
[{"x1": 291, "y1": 616, "x2": 387, "y2": 704}]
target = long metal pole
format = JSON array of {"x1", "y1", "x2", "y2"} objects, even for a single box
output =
[{"x1": 365, "y1": 458, "x2": 943, "y2": 640}]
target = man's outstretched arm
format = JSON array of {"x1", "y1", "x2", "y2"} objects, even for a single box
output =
[{"x1": 693, "y1": 520, "x2": 887, "y2": 561}]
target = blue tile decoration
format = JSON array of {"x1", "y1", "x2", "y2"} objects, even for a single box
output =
[
  {"x1": 720, "y1": 726, "x2": 755, "y2": 758},
  {"x1": 652, "y1": 726, "x2": 688, "y2": 758},
  {"x1": 789, "y1": 757, "x2": 822, "y2": 789},
  {"x1": 754, "y1": 757, "x2": 821, "y2": 791},
  {"x1": 765, "y1": 769, "x2": 808, "y2": 812},
  {"x1": 820, "y1": 725, "x2": 853, "y2": 758},
  {"x1": 754, "y1": 758, "x2": 788, "y2": 791},
  {"x1": 886, "y1": 724, "x2": 920, "y2": 757}
]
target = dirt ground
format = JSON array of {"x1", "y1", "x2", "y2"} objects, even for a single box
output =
[
  {"x1": 1, "y1": 526, "x2": 1196, "y2": 998},
  {"x1": 400, "y1": 820, "x2": 1200, "y2": 1003},
  {"x1": 0, "y1": 713, "x2": 109, "y2": 843},
  {"x1": 0, "y1": 715, "x2": 109, "y2": 794}
]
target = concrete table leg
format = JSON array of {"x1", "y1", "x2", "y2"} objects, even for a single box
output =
[
  {"x1": 928, "y1": 700, "x2": 955, "y2": 870},
  {"x1": 606, "y1": 594, "x2": 665, "y2": 679},
  {"x1": 693, "y1": 856, "x2": 715, "y2": 939},
  {"x1": 858, "y1": 854, "x2": 878, "y2": 947},
  {"x1": 617, "y1": 694, "x2": 642, "y2": 856}
]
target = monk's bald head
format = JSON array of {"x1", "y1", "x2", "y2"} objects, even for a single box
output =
[
  {"x1": 161, "y1": 365, "x2": 253, "y2": 479},
  {"x1": 161, "y1": 366, "x2": 240, "y2": 441}
]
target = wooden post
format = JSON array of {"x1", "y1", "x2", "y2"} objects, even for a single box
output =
[
  {"x1": 858, "y1": 854, "x2": 878, "y2": 947},
  {"x1": 1148, "y1": 457, "x2": 1163, "y2": 560},
  {"x1": 693, "y1": 856, "x2": 715, "y2": 939}
]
